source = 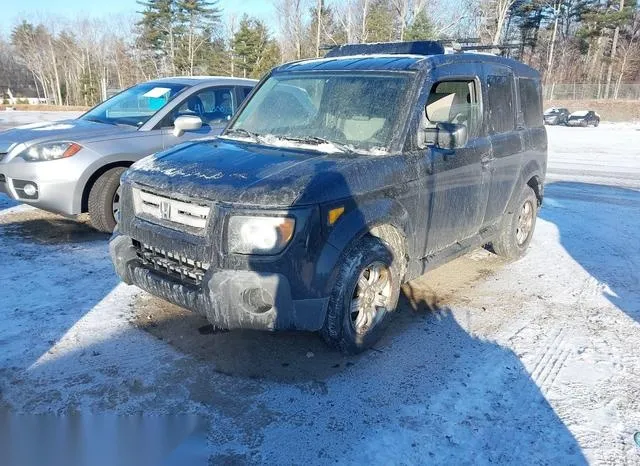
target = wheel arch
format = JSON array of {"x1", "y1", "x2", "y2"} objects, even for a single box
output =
[
  {"x1": 314, "y1": 198, "x2": 412, "y2": 297},
  {"x1": 517, "y1": 159, "x2": 544, "y2": 207},
  {"x1": 527, "y1": 174, "x2": 543, "y2": 206},
  {"x1": 80, "y1": 161, "x2": 134, "y2": 213}
]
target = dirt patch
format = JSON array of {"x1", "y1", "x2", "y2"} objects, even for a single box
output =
[
  {"x1": 132, "y1": 248, "x2": 506, "y2": 382},
  {"x1": 0, "y1": 209, "x2": 106, "y2": 244},
  {"x1": 545, "y1": 99, "x2": 640, "y2": 122}
]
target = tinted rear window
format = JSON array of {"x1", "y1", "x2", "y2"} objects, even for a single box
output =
[
  {"x1": 487, "y1": 74, "x2": 515, "y2": 134},
  {"x1": 518, "y1": 78, "x2": 542, "y2": 128}
]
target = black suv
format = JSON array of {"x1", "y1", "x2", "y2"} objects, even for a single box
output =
[{"x1": 110, "y1": 41, "x2": 547, "y2": 353}]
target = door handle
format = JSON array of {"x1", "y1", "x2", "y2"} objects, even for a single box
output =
[{"x1": 432, "y1": 148, "x2": 455, "y2": 160}]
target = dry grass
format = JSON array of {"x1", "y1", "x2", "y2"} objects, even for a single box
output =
[
  {"x1": 545, "y1": 99, "x2": 640, "y2": 122},
  {"x1": 0, "y1": 104, "x2": 89, "y2": 112}
]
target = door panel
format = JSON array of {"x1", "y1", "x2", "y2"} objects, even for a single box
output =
[
  {"x1": 425, "y1": 137, "x2": 491, "y2": 254},
  {"x1": 482, "y1": 65, "x2": 523, "y2": 226},
  {"x1": 419, "y1": 67, "x2": 491, "y2": 256}
]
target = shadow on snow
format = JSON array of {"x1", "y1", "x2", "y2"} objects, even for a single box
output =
[{"x1": 540, "y1": 181, "x2": 640, "y2": 324}]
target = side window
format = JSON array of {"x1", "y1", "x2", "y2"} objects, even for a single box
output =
[
  {"x1": 165, "y1": 86, "x2": 235, "y2": 127},
  {"x1": 425, "y1": 79, "x2": 481, "y2": 138},
  {"x1": 486, "y1": 74, "x2": 515, "y2": 134},
  {"x1": 518, "y1": 78, "x2": 542, "y2": 128},
  {"x1": 241, "y1": 87, "x2": 253, "y2": 101}
]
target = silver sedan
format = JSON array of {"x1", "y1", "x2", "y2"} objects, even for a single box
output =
[{"x1": 0, "y1": 76, "x2": 256, "y2": 232}]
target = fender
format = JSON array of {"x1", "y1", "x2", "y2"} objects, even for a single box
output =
[
  {"x1": 501, "y1": 158, "x2": 543, "y2": 217},
  {"x1": 72, "y1": 152, "x2": 139, "y2": 213},
  {"x1": 312, "y1": 197, "x2": 412, "y2": 297},
  {"x1": 517, "y1": 158, "x2": 544, "y2": 201}
]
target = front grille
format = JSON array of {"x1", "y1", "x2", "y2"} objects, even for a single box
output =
[
  {"x1": 134, "y1": 241, "x2": 210, "y2": 286},
  {"x1": 132, "y1": 188, "x2": 210, "y2": 229}
]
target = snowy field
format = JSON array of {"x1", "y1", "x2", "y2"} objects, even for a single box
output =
[{"x1": 1, "y1": 113, "x2": 640, "y2": 465}]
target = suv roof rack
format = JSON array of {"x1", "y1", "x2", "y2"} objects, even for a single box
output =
[
  {"x1": 449, "y1": 42, "x2": 521, "y2": 55},
  {"x1": 324, "y1": 41, "x2": 445, "y2": 58}
]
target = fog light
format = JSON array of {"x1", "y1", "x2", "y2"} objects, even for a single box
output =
[
  {"x1": 242, "y1": 288, "x2": 274, "y2": 314},
  {"x1": 23, "y1": 183, "x2": 37, "y2": 197}
]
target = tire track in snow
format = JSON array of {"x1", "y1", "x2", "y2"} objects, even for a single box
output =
[{"x1": 530, "y1": 326, "x2": 572, "y2": 395}]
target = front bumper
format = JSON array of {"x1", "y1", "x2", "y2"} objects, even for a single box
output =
[
  {"x1": 0, "y1": 153, "x2": 89, "y2": 215},
  {"x1": 110, "y1": 234, "x2": 329, "y2": 331}
]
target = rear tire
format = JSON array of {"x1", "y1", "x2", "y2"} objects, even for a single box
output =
[
  {"x1": 492, "y1": 184, "x2": 538, "y2": 260},
  {"x1": 88, "y1": 167, "x2": 127, "y2": 233},
  {"x1": 594, "y1": 119, "x2": 600, "y2": 127},
  {"x1": 320, "y1": 236, "x2": 401, "y2": 354}
]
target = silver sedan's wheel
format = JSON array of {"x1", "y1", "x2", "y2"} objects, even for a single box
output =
[
  {"x1": 112, "y1": 185, "x2": 121, "y2": 220},
  {"x1": 88, "y1": 166, "x2": 127, "y2": 233},
  {"x1": 350, "y1": 262, "x2": 392, "y2": 335}
]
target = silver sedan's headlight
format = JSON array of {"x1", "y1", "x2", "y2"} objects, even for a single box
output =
[
  {"x1": 18, "y1": 142, "x2": 82, "y2": 161},
  {"x1": 227, "y1": 216, "x2": 295, "y2": 255}
]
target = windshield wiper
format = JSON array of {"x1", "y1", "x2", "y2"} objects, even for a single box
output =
[
  {"x1": 224, "y1": 128, "x2": 262, "y2": 141},
  {"x1": 283, "y1": 136, "x2": 352, "y2": 154},
  {"x1": 85, "y1": 117, "x2": 118, "y2": 126}
]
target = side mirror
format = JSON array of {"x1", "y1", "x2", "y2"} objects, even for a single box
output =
[
  {"x1": 435, "y1": 122, "x2": 468, "y2": 149},
  {"x1": 173, "y1": 115, "x2": 202, "y2": 137}
]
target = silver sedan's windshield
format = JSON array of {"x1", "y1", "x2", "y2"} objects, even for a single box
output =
[
  {"x1": 80, "y1": 82, "x2": 188, "y2": 127},
  {"x1": 224, "y1": 72, "x2": 412, "y2": 154}
]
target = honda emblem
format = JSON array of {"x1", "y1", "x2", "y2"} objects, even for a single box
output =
[{"x1": 160, "y1": 201, "x2": 171, "y2": 220}]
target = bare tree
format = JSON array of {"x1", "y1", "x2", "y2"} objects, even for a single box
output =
[
  {"x1": 604, "y1": 0, "x2": 625, "y2": 99},
  {"x1": 275, "y1": 0, "x2": 307, "y2": 60}
]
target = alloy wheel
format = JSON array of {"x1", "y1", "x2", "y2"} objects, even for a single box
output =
[
  {"x1": 350, "y1": 261, "x2": 392, "y2": 335},
  {"x1": 516, "y1": 200, "x2": 534, "y2": 245}
]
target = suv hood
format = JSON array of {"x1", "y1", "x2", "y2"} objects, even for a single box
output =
[
  {"x1": 125, "y1": 138, "x2": 399, "y2": 207},
  {"x1": 0, "y1": 119, "x2": 134, "y2": 154}
]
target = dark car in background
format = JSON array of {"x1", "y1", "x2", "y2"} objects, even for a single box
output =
[
  {"x1": 566, "y1": 110, "x2": 600, "y2": 127},
  {"x1": 110, "y1": 41, "x2": 547, "y2": 353},
  {"x1": 543, "y1": 107, "x2": 570, "y2": 125}
]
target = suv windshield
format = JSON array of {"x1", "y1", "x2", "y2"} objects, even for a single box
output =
[
  {"x1": 224, "y1": 72, "x2": 412, "y2": 154},
  {"x1": 80, "y1": 82, "x2": 188, "y2": 127}
]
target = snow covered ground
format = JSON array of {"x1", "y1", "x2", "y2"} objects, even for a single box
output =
[{"x1": 1, "y1": 115, "x2": 640, "y2": 465}]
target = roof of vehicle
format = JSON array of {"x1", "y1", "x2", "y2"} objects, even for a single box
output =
[
  {"x1": 145, "y1": 76, "x2": 258, "y2": 86},
  {"x1": 274, "y1": 51, "x2": 540, "y2": 79}
]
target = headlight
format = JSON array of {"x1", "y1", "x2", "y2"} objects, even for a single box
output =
[
  {"x1": 19, "y1": 142, "x2": 82, "y2": 161},
  {"x1": 227, "y1": 216, "x2": 295, "y2": 255}
]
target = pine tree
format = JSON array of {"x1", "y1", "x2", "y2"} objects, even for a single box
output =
[
  {"x1": 232, "y1": 15, "x2": 281, "y2": 79},
  {"x1": 404, "y1": 10, "x2": 436, "y2": 40}
]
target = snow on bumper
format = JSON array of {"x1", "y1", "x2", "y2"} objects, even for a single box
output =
[{"x1": 110, "y1": 234, "x2": 328, "y2": 331}]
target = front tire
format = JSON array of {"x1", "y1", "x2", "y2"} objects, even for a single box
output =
[
  {"x1": 88, "y1": 167, "x2": 127, "y2": 233},
  {"x1": 492, "y1": 184, "x2": 538, "y2": 260},
  {"x1": 321, "y1": 236, "x2": 401, "y2": 354}
]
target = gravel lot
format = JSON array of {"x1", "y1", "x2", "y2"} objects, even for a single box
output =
[{"x1": 1, "y1": 112, "x2": 639, "y2": 465}]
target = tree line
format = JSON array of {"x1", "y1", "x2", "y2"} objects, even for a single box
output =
[{"x1": 0, "y1": 0, "x2": 638, "y2": 106}]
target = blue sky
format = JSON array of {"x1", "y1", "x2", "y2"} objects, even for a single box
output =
[{"x1": 0, "y1": 0, "x2": 277, "y2": 33}]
